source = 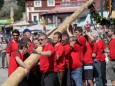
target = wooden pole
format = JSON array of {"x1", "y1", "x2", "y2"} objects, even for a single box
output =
[
  {"x1": 48, "y1": 0, "x2": 94, "y2": 39},
  {"x1": 1, "y1": 46, "x2": 42, "y2": 86}
]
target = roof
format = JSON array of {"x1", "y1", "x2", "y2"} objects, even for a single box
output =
[{"x1": 40, "y1": 6, "x2": 80, "y2": 15}]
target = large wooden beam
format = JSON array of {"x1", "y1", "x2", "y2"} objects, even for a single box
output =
[
  {"x1": 48, "y1": 0, "x2": 94, "y2": 39},
  {"x1": 1, "y1": 46, "x2": 42, "y2": 86}
]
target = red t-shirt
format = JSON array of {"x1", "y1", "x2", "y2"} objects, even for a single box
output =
[
  {"x1": 54, "y1": 43, "x2": 65, "y2": 72},
  {"x1": 63, "y1": 44, "x2": 71, "y2": 69},
  {"x1": 28, "y1": 42, "x2": 34, "y2": 54},
  {"x1": 83, "y1": 42, "x2": 93, "y2": 64},
  {"x1": 8, "y1": 51, "x2": 24, "y2": 77},
  {"x1": 40, "y1": 43, "x2": 57, "y2": 73},
  {"x1": 109, "y1": 38, "x2": 115, "y2": 60},
  {"x1": 93, "y1": 40, "x2": 106, "y2": 61},
  {"x1": 70, "y1": 44, "x2": 83, "y2": 69},
  {"x1": 6, "y1": 40, "x2": 19, "y2": 55},
  {"x1": 78, "y1": 36, "x2": 86, "y2": 61}
]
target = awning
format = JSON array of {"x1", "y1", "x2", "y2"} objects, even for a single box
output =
[
  {"x1": 13, "y1": 20, "x2": 30, "y2": 26},
  {"x1": 40, "y1": 7, "x2": 80, "y2": 15}
]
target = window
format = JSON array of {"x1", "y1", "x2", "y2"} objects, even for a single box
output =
[
  {"x1": 34, "y1": 0, "x2": 42, "y2": 7},
  {"x1": 47, "y1": 0, "x2": 55, "y2": 6}
]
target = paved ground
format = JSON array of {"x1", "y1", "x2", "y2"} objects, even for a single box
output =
[
  {"x1": 0, "y1": 68, "x2": 8, "y2": 85},
  {"x1": 0, "y1": 56, "x2": 112, "y2": 86},
  {"x1": 0, "y1": 55, "x2": 8, "y2": 85},
  {"x1": 0, "y1": 68, "x2": 112, "y2": 86}
]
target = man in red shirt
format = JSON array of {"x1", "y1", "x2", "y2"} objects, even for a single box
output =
[
  {"x1": 83, "y1": 35, "x2": 94, "y2": 86},
  {"x1": 67, "y1": 26, "x2": 86, "y2": 61},
  {"x1": 36, "y1": 33, "x2": 59, "y2": 86},
  {"x1": 62, "y1": 34, "x2": 71, "y2": 86},
  {"x1": 69, "y1": 36, "x2": 83, "y2": 86},
  {"x1": 6, "y1": 29, "x2": 20, "y2": 66},
  {"x1": 53, "y1": 32, "x2": 65, "y2": 86},
  {"x1": 8, "y1": 38, "x2": 29, "y2": 86},
  {"x1": 23, "y1": 29, "x2": 34, "y2": 54},
  {"x1": 106, "y1": 26, "x2": 115, "y2": 86},
  {"x1": 92, "y1": 32, "x2": 106, "y2": 86},
  {"x1": 73, "y1": 27, "x2": 86, "y2": 59}
]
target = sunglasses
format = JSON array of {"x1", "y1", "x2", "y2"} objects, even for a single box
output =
[
  {"x1": 38, "y1": 39, "x2": 45, "y2": 41},
  {"x1": 13, "y1": 35, "x2": 19, "y2": 37}
]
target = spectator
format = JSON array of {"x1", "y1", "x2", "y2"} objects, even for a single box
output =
[
  {"x1": 1, "y1": 38, "x2": 7, "y2": 69},
  {"x1": 86, "y1": 21, "x2": 90, "y2": 32},
  {"x1": 6, "y1": 29, "x2": 20, "y2": 66},
  {"x1": 106, "y1": 26, "x2": 115, "y2": 86},
  {"x1": 8, "y1": 38, "x2": 29, "y2": 86}
]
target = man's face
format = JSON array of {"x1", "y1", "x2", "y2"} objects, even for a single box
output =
[
  {"x1": 33, "y1": 40, "x2": 40, "y2": 49},
  {"x1": 74, "y1": 30, "x2": 81, "y2": 38},
  {"x1": 23, "y1": 32, "x2": 31, "y2": 38},
  {"x1": 53, "y1": 34, "x2": 60, "y2": 44},
  {"x1": 69, "y1": 38, "x2": 76, "y2": 46},
  {"x1": 23, "y1": 47, "x2": 28, "y2": 54},
  {"x1": 38, "y1": 35, "x2": 47, "y2": 47},
  {"x1": 62, "y1": 36, "x2": 67, "y2": 45},
  {"x1": 12, "y1": 33, "x2": 19, "y2": 41},
  {"x1": 107, "y1": 29, "x2": 113, "y2": 37}
]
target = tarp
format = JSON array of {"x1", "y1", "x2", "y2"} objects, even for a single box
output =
[{"x1": 15, "y1": 24, "x2": 56, "y2": 33}]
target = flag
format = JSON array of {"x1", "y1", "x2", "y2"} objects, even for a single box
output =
[{"x1": 42, "y1": 19, "x2": 46, "y2": 32}]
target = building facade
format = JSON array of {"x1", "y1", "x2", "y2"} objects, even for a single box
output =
[{"x1": 25, "y1": 0, "x2": 86, "y2": 23}]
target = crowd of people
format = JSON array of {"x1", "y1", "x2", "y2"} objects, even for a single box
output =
[{"x1": 1, "y1": 24, "x2": 115, "y2": 86}]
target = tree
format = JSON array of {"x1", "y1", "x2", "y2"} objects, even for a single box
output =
[
  {"x1": 17, "y1": 0, "x2": 26, "y2": 12},
  {"x1": 0, "y1": 2, "x2": 18, "y2": 18},
  {"x1": 14, "y1": 0, "x2": 26, "y2": 20},
  {"x1": 0, "y1": 0, "x2": 4, "y2": 10}
]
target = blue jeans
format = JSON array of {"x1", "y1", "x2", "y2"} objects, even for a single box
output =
[
  {"x1": 93, "y1": 59, "x2": 103, "y2": 86},
  {"x1": 71, "y1": 67, "x2": 83, "y2": 86}
]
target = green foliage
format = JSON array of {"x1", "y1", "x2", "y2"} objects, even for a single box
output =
[
  {"x1": 14, "y1": 6, "x2": 23, "y2": 20},
  {"x1": 14, "y1": 0, "x2": 26, "y2": 20},
  {"x1": 17, "y1": 0, "x2": 26, "y2": 12},
  {"x1": 0, "y1": 0, "x2": 4, "y2": 10},
  {"x1": 89, "y1": 4, "x2": 115, "y2": 27}
]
